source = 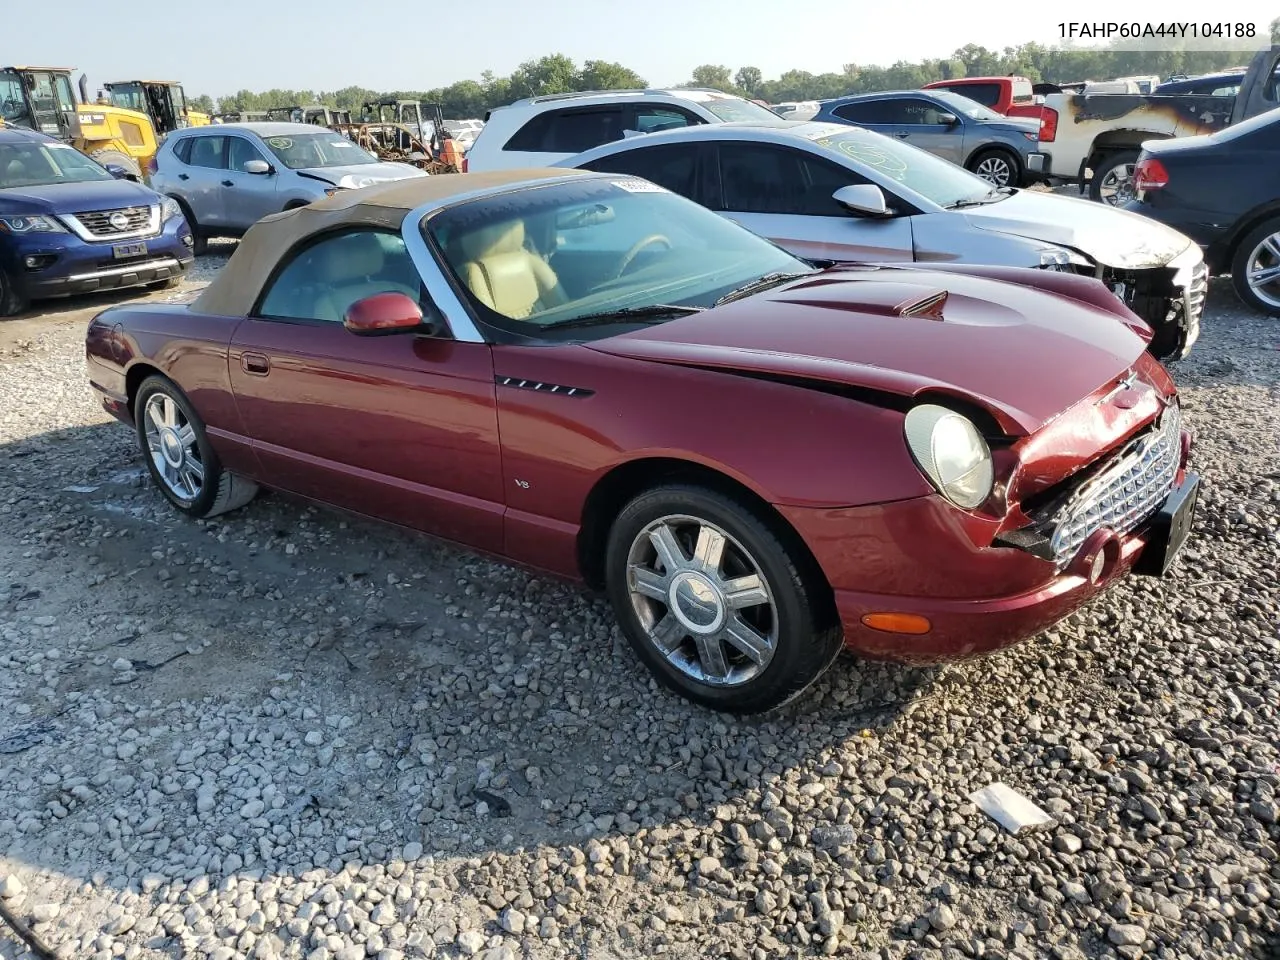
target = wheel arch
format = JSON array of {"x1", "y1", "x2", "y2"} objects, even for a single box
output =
[
  {"x1": 1085, "y1": 132, "x2": 1167, "y2": 171},
  {"x1": 965, "y1": 143, "x2": 1020, "y2": 169},
  {"x1": 1221, "y1": 202, "x2": 1280, "y2": 271},
  {"x1": 125, "y1": 360, "x2": 166, "y2": 415},
  {"x1": 576, "y1": 456, "x2": 834, "y2": 610}
]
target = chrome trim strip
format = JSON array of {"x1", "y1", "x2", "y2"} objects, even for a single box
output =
[
  {"x1": 398, "y1": 171, "x2": 610, "y2": 346},
  {"x1": 60, "y1": 204, "x2": 162, "y2": 243},
  {"x1": 67, "y1": 257, "x2": 181, "y2": 283}
]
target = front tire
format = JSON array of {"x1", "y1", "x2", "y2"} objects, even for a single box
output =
[
  {"x1": 0, "y1": 266, "x2": 29, "y2": 318},
  {"x1": 1230, "y1": 217, "x2": 1280, "y2": 316},
  {"x1": 967, "y1": 149, "x2": 1020, "y2": 188},
  {"x1": 172, "y1": 197, "x2": 208, "y2": 256},
  {"x1": 1089, "y1": 150, "x2": 1139, "y2": 206},
  {"x1": 134, "y1": 375, "x2": 258, "y2": 518},
  {"x1": 605, "y1": 484, "x2": 842, "y2": 713},
  {"x1": 88, "y1": 148, "x2": 142, "y2": 180}
]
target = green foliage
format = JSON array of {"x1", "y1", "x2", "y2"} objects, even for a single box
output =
[{"x1": 197, "y1": 38, "x2": 1269, "y2": 118}]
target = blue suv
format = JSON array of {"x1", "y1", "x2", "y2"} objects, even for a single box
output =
[{"x1": 0, "y1": 127, "x2": 193, "y2": 316}]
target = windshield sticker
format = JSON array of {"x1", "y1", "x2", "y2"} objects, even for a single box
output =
[
  {"x1": 817, "y1": 137, "x2": 909, "y2": 181},
  {"x1": 329, "y1": 140, "x2": 354, "y2": 147},
  {"x1": 265, "y1": 137, "x2": 294, "y2": 149},
  {"x1": 613, "y1": 178, "x2": 666, "y2": 193}
]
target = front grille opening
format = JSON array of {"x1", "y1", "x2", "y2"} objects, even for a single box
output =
[{"x1": 74, "y1": 206, "x2": 154, "y2": 238}]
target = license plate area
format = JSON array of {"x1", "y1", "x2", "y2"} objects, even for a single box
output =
[
  {"x1": 113, "y1": 241, "x2": 147, "y2": 259},
  {"x1": 1133, "y1": 472, "x2": 1199, "y2": 577}
]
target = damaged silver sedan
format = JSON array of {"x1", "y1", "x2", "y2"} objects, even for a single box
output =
[{"x1": 560, "y1": 121, "x2": 1207, "y2": 361}]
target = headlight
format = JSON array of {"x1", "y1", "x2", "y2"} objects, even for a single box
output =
[
  {"x1": 904, "y1": 404, "x2": 994, "y2": 510},
  {"x1": 160, "y1": 197, "x2": 181, "y2": 223},
  {"x1": 0, "y1": 215, "x2": 66, "y2": 234},
  {"x1": 1038, "y1": 248, "x2": 1073, "y2": 271}
]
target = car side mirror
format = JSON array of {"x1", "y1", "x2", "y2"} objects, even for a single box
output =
[
  {"x1": 343, "y1": 292, "x2": 441, "y2": 337},
  {"x1": 244, "y1": 159, "x2": 272, "y2": 175},
  {"x1": 832, "y1": 184, "x2": 891, "y2": 218},
  {"x1": 937, "y1": 112, "x2": 959, "y2": 125}
]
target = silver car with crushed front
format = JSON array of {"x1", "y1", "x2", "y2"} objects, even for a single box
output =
[
  {"x1": 559, "y1": 121, "x2": 1207, "y2": 361},
  {"x1": 151, "y1": 122, "x2": 427, "y2": 253}
]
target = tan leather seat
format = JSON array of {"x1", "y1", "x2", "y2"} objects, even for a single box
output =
[
  {"x1": 309, "y1": 234, "x2": 398, "y2": 322},
  {"x1": 456, "y1": 218, "x2": 567, "y2": 319}
]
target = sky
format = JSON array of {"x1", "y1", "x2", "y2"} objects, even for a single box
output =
[{"x1": 8, "y1": 0, "x2": 1277, "y2": 100}]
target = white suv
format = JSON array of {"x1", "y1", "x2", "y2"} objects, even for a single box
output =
[{"x1": 463, "y1": 88, "x2": 786, "y2": 171}]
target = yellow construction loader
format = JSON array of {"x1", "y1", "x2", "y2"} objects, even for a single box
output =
[
  {"x1": 101, "y1": 80, "x2": 211, "y2": 132},
  {"x1": 0, "y1": 65, "x2": 173, "y2": 178}
]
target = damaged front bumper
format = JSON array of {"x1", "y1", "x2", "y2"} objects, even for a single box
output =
[{"x1": 1089, "y1": 245, "x2": 1207, "y2": 361}]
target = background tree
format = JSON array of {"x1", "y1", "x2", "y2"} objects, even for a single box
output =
[
  {"x1": 734, "y1": 66, "x2": 764, "y2": 97},
  {"x1": 197, "y1": 35, "x2": 1260, "y2": 119},
  {"x1": 577, "y1": 60, "x2": 647, "y2": 90},
  {"x1": 689, "y1": 64, "x2": 733, "y2": 90},
  {"x1": 189, "y1": 94, "x2": 215, "y2": 114}
]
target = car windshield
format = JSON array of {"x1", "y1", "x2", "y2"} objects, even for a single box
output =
[
  {"x1": 0, "y1": 141, "x2": 115, "y2": 188},
  {"x1": 930, "y1": 91, "x2": 1004, "y2": 121},
  {"x1": 425, "y1": 176, "x2": 814, "y2": 338},
  {"x1": 809, "y1": 127, "x2": 999, "y2": 208},
  {"x1": 697, "y1": 96, "x2": 792, "y2": 124},
  {"x1": 259, "y1": 132, "x2": 379, "y2": 169}
]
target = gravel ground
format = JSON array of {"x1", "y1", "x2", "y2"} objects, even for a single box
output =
[{"x1": 0, "y1": 248, "x2": 1278, "y2": 960}]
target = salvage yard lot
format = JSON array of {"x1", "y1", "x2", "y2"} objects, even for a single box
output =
[{"x1": 1, "y1": 251, "x2": 1278, "y2": 960}]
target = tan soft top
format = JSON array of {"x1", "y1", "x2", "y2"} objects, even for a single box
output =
[{"x1": 190, "y1": 168, "x2": 592, "y2": 317}]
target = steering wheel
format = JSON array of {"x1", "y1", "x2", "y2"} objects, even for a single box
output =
[{"x1": 615, "y1": 234, "x2": 673, "y2": 278}]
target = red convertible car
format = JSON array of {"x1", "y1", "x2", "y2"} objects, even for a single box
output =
[{"x1": 85, "y1": 169, "x2": 1199, "y2": 713}]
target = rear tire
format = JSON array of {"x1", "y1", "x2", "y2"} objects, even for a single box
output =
[
  {"x1": 604, "y1": 484, "x2": 842, "y2": 714},
  {"x1": 134, "y1": 375, "x2": 258, "y2": 519},
  {"x1": 1230, "y1": 216, "x2": 1280, "y2": 317},
  {"x1": 0, "y1": 266, "x2": 29, "y2": 318},
  {"x1": 88, "y1": 148, "x2": 142, "y2": 180},
  {"x1": 1088, "y1": 150, "x2": 1139, "y2": 206},
  {"x1": 967, "y1": 148, "x2": 1020, "y2": 188}
]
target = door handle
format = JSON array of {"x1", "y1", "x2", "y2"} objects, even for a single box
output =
[
  {"x1": 895, "y1": 132, "x2": 910, "y2": 138},
  {"x1": 241, "y1": 353, "x2": 270, "y2": 375},
  {"x1": 221, "y1": 179, "x2": 235, "y2": 187},
  {"x1": 178, "y1": 173, "x2": 189, "y2": 180}
]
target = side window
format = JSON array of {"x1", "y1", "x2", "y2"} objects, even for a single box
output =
[
  {"x1": 628, "y1": 107, "x2": 697, "y2": 135},
  {"x1": 899, "y1": 99, "x2": 952, "y2": 124},
  {"x1": 504, "y1": 108, "x2": 625, "y2": 153},
  {"x1": 187, "y1": 135, "x2": 227, "y2": 169},
  {"x1": 580, "y1": 144, "x2": 698, "y2": 197},
  {"x1": 956, "y1": 84, "x2": 1000, "y2": 108},
  {"x1": 257, "y1": 230, "x2": 428, "y2": 324},
  {"x1": 172, "y1": 137, "x2": 193, "y2": 164},
  {"x1": 831, "y1": 100, "x2": 897, "y2": 124},
  {"x1": 718, "y1": 144, "x2": 868, "y2": 216},
  {"x1": 227, "y1": 136, "x2": 265, "y2": 171}
]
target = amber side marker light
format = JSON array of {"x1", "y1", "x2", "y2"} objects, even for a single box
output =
[{"x1": 861, "y1": 613, "x2": 932, "y2": 635}]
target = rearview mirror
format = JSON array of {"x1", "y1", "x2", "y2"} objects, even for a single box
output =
[
  {"x1": 832, "y1": 184, "x2": 891, "y2": 217},
  {"x1": 937, "y1": 112, "x2": 959, "y2": 125},
  {"x1": 244, "y1": 159, "x2": 272, "y2": 175},
  {"x1": 343, "y1": 292, "x2": 440, "y2": 336},
  {"x1": 556, "y1": 203, "x2": 616, "y2": 230},
  {"x1": 104, "y1": 163, "x2": 137, "y2": 181}
]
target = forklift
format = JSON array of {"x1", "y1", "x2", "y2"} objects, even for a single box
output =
[{"x1": 358, "y1": 98, "x2": 462, "y2": 173}]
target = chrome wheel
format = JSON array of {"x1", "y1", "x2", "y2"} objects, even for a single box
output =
[
  {"x1": 625, "y1": 514, "x2": 778, "y2": 687},
  {"x1": 1098, "y1": 162, "x2": 1136, "y2": 205},
  {"x1": 974, "y1": 155, "x2": 1013, "y2": 186},
  {"x1": 1244, "y1": 231, "x2": 1280, "y2": 310},
  {"x1": 143, "y1": 392, "x2": 205, "y2": 502}
]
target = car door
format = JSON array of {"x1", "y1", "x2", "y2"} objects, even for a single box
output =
[
  {"x1": 221, "y1": 135, "x2": 280, "y2": 230},
  {"x1": 180, "y1": 134, "x2": 231, "y2": 228},
  {"x1": 227, "y1": 227, "x2": 505, "y2": 552},
  {"x1": 831, "y1": 98, "x2": 907, "y2": 140},
  {"x1": 709, "y1": 141, "x2": 914, "y2": 263}
]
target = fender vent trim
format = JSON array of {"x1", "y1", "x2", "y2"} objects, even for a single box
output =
[{"x1": 496, "y1": 376, "x2": 594, "y2": 398}]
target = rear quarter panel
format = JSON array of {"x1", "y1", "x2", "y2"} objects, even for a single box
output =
[{"x1": 97, "y1": 304, "x2": 254, "y2": 475}]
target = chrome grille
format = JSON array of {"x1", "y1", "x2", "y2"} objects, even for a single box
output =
[
  {"x1": 1185, "y1": 260, "x2": 1209, "y2": 328},
  {"x1": 1044, "y1": 403, "x2": 1182, "y2": 566},
  {"x1": 73, "y1": 206, "x2": 155, "y2": 238}
]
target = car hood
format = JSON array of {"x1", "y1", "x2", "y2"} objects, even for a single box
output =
[
  {"x1": 294, "y1": 162, "x2": 428, "y2": 189},
  {"x1": 588, "y1": 266, "x2": 1146, "y2": 436},
  {"x1": 959, "y1": 188, "x2": 1195, "y2": 268},
  {"x1": 0, "y1": 178, "x2": 160, "y2": 214}
]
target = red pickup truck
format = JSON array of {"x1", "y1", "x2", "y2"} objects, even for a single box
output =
[{"x1": 922, "y1": 76, "x2": 1046, "y2": 122}]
